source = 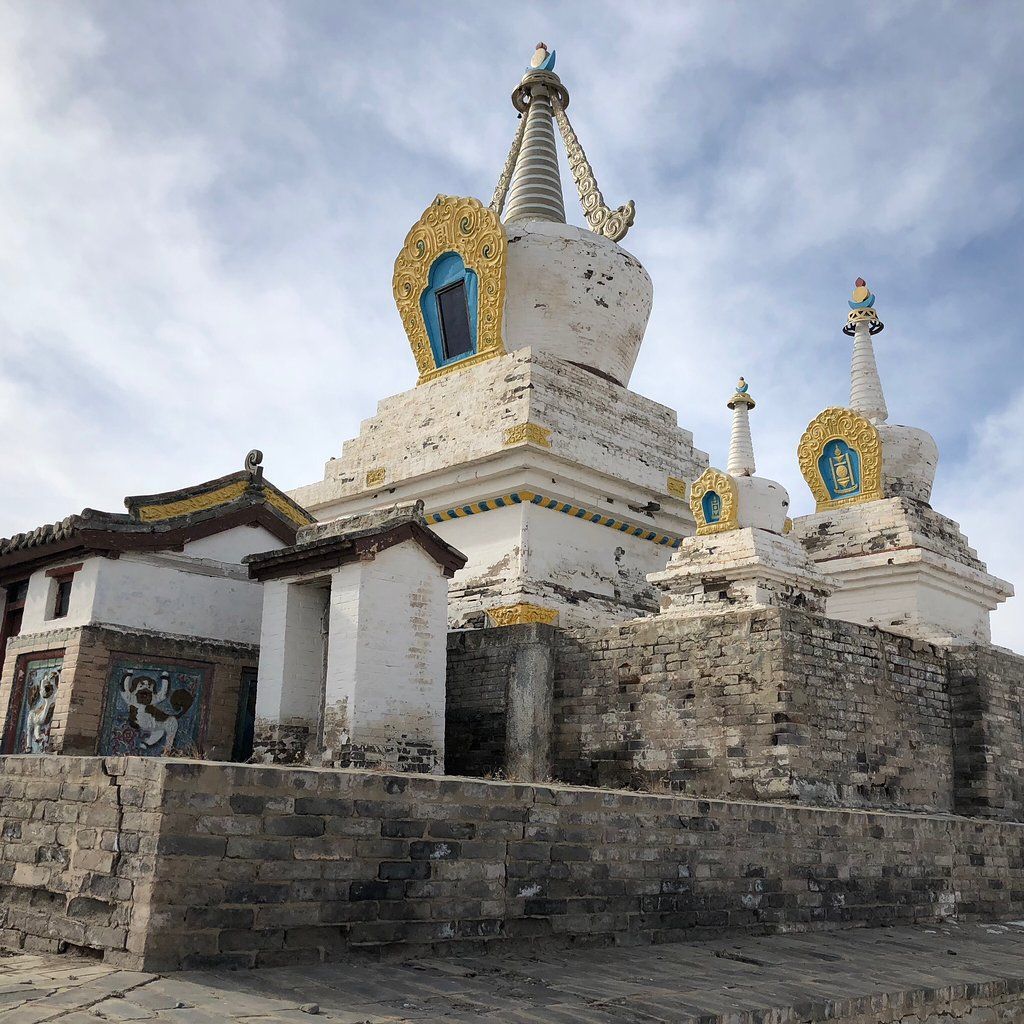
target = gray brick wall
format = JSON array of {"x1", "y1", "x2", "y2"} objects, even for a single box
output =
[
  {"x1": 551, "y1": 608, "x2": 958, "y2": 811},
  {"x1": 3, "y1": 756, "x2": 1024, "y2": 971}
]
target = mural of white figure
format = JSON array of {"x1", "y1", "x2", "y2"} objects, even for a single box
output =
[
  {"x1": 24, "y1": 669, "x2": 59, "y2": 753},
  {"x1": 118, "y1": 670, "x2": 195, "y2": 752}
]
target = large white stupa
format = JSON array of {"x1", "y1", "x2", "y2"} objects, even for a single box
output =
[{"x1": 292, "y1": 45, "x2": 707, "y2": 628}]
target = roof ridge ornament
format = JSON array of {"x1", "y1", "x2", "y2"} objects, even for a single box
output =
[
  {"x1": 245, "y1": 449, "x2": 264, "y2": 484},
  {"x1": 494, "y1": 45, "x2": 635, "y2": 241}
]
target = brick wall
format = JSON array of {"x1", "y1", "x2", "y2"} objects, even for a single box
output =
[
  {"x1": 949, "y1": 644, "x2": 1024, "y2": 820},
  {"x1": 0, "y1": 756, "x2": 160, "y2": 966},
  {"x1": 1, "y1": 624, "x2": 257, "y2": 761},
  {"x1": 552, "y1": 608, "x2": 956, "y2": 811},
  {"x1": 445, "y1": 629, "x2": 514, "y2": 776},
  {"x1": 446, "y1": 611, "x2": 1024, "y2": 818},
  {"x1": 3, "y1": 756, "x2": 1024, "y2": 971}
]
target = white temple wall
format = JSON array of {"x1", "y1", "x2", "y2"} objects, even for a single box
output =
[
  {"x1": 12, "y1": 525, "x2": 284, "y2": 646},
  {"x1": 14, "y1": 558, "x2": 101, "y2": 635},
  {"x1": 182, "y1": 524, "x2": 286, "y2": 563},
  {"x1": 431, "y1": 501, "x2": 668, "y2": 626},
  {"x1": 520, "y1": 502, "x2": 663, "y2": 620},
  {"x1": 823, "y1": 561, "x2": 996, "y2": 645},
  {"x1": 89, "y1": 554, "x2": 265, "y2": 646},
  {"x1": 433, "y1": 505, "x2": 527, "y2": 623}
]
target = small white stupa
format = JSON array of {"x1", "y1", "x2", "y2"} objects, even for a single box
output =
[
  {"x1": 793, "y1": 281, "x2": 1012, "y2": 644},
  {"x1": 649, "y1": 378, "x2": 835, "y2": 615}
]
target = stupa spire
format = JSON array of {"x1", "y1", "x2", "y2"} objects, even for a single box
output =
[
  {"x1": 726, "y1": 377, "x2": 756, "y2": 476},
  {"x1": 844, "y1": 278, "x2": 888, "y2": 424},
  {"x1": 502, "y1": 44, "x2": 566, "y2": 224},
  {"x1": 491, "y1": 45, "x2": 635, "y2": 241}
]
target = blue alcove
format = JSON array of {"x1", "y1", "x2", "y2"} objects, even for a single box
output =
[
  {"x1": 420, "y1": 252, "x2": 479, "y2": 369},
  {"x1": 702, "y1": 490, "x2": 723, "y2": 525}
]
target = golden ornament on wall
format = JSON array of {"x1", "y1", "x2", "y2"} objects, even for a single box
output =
[
  {"x1": 392, "y1": 194, "x2": 508, "y2": 385},
  {"x1": 486, "y1": 602, "x2": 559, "y2": 627}
]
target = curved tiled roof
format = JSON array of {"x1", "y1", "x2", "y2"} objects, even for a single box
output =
[
  {"x1": 0, "y1": 467, "x2": 314, "y2": 574},
  {"x1": 0, "y1": 515, "x2": 87, "y2": 556}
]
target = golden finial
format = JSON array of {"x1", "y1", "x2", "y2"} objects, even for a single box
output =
[{"x1": 727, "y1": 376, "x2": 755, "y2": 409}]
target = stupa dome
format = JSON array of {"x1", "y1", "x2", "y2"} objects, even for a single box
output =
[
  {"x1": 877, "y1": 424, "x2": 938, "y2": 503},
  {"x1": 502, "y1": 219, "x2": 651, "y2": 386}
]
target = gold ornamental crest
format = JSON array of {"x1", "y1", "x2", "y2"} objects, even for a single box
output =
[
  {"x1": 690, "y1": 467, "x2": 739, "y2": 536},
  {"x1": 798, "y1": 407, "x2": 883, "y2": 512},
  {"x1": 392, "y1": 194, "x2": 508, "y2": 385}
]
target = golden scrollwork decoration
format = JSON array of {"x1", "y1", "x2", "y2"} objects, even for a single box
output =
[
  {"x1": 549, "y1": 95, "x2": 635, "y2": 242},
  {"x1": 502, "y1": 423, "x2": 552, "y2": 448},
  {"x1": 486, "y1": 602, "x2": 559, "y2": 627},
  {"x1": 392, "y1": 195, "x2": 508, "y2": 385},
  {"x1": 689, "y1": 467, "x2": 739, "y2": 536},
  {"x1": 797, "y1": 407, "x2": 883, "y2": 512},
  {"x1": 489, "y1": 115, "x2": 528, "y2": 216}
]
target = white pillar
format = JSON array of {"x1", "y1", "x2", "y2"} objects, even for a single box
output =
[
  {"x1": 254, "y1": 579, "x2": 328, "y2": 761},
  {"x1": 321, "y1": 543, "x2": 449, "y2": 774},
  {"x1": 850, "y1": 321, "x2": 888, "y2": 424}
]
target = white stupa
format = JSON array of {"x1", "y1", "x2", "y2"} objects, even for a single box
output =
[
  {"x1": 292, "y1": 46, "x2": 707, "y2": 628},
  {"x1": 793, "y1": 281, "x2": 1012, "y2": 644},
  {"x1": 649, "y1": 378, "x2": 835, "y2": 616}
]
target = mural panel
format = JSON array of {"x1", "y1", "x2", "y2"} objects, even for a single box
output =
[
  {"x1": 99, "y1": 655, "x2": 210, "y2": 756},
  {"x1": 6, "y1": 653, "x2": 63, "y2": 753}
]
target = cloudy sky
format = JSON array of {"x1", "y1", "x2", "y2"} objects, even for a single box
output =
[{"x1": 2, "y1": 2, "x2": 1022, "y2": 647}]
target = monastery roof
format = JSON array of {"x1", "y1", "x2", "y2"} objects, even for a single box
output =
[
  {"x1": 0, "y1": 453, "x2": 314, "y2": 581},
  {"x1": 245, "y1": 501, "x2": 468, "y2": 582}
]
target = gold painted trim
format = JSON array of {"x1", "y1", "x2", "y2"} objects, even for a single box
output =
[
  {"x1": 797, "y1": 406, "x2": 883, "y2": 512},
  {"x1": 503, "y1": 423, "x2": 551, "y2": 448},
  {"x1": 689, "y1": 467, "x2": 739, "y2": 536},
  {"x1": 392, "y1": 194, "x2": 508, "y2": 385},
  {"x1": 263, "y1": 488, "x2": 315, "y2": 527},
  {"x1": 486, "y1": 602, "x2": 559, "y2": 627},
  {"x1": 136, "y1": 481, "x2": 249, "y2": 522},
  {"x1": 365, "y1": 467, "x2": 386, "y2": 487},
  {"x1": 667, "y1": 476, "x2": 687, "y2": 500}
]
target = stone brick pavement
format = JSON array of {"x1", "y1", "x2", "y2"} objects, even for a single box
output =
[{"x1": 3, "y1": 922, "x2": 1024, "y2": 1023}]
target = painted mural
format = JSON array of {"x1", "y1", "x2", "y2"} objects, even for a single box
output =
[
  {"x1": 11, "y1": 655, "x2": 62, "y2": 753},
  {"x1": 99, "y1": 656, "x2": 209, "y2": 756}
]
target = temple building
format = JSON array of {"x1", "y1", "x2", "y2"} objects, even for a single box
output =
[
  {"x1": 0, "y1": 454, "x2": 311, "y2": 760},
  {"x1": 291, "y1": 44, "x2": 707, "y2": 630}
]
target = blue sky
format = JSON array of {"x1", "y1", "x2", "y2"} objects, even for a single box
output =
[{"x1": 1, "y1": 2, "x2": 1022, "y2": 646}]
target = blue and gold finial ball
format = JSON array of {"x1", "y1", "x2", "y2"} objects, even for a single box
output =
[
  {"x1": 529, "y1": 43, "x2": 556, "y2": 71},
  {"x1": 727, "y1": 375, "x2": 755, "y2": 409},
  {"x1": 849, "y1": 277, "x2": 876, "y2": 310}
]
